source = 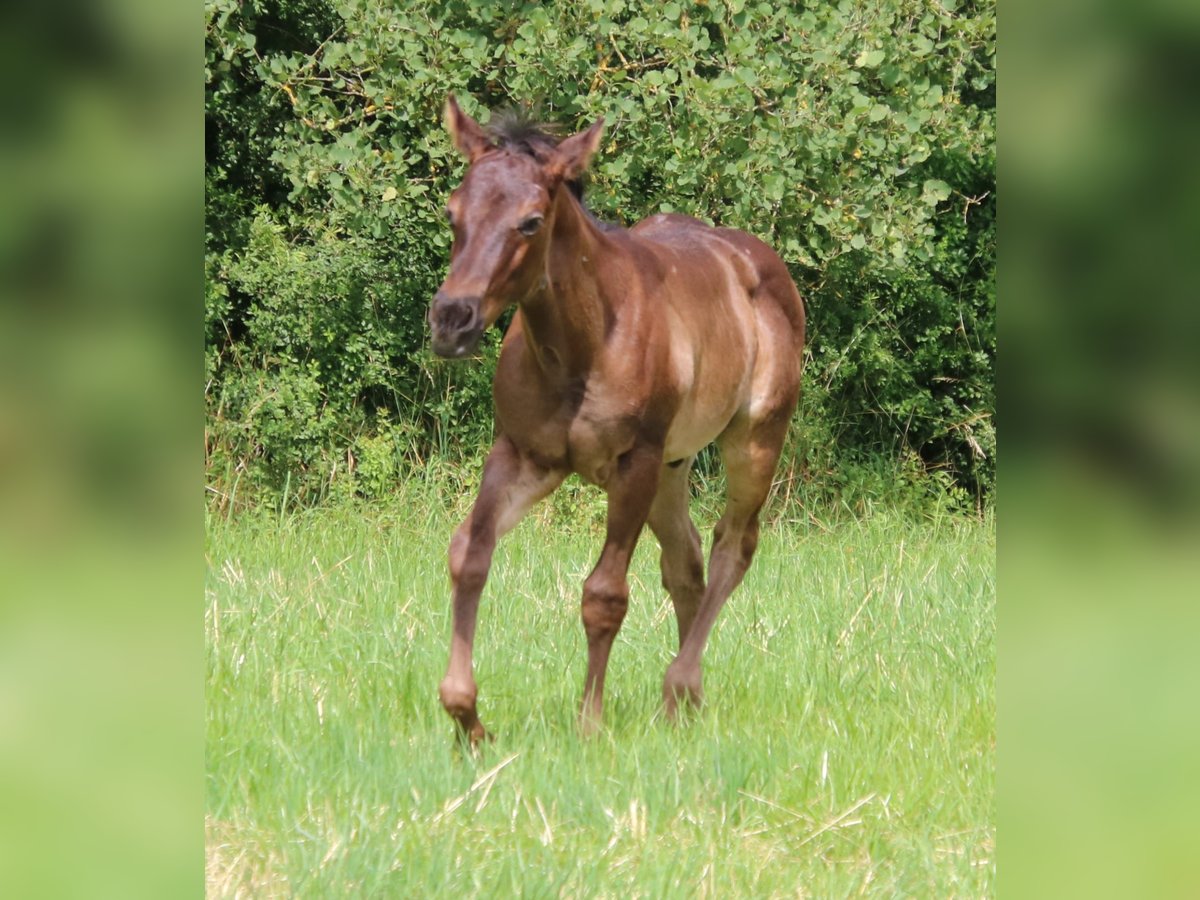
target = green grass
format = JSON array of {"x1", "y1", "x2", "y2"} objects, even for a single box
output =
[{"x1": 206, "y1": 490, "x2": 994, "y2": 897}]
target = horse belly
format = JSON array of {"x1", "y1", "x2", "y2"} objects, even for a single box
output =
[
  {"x1": 661, "y1": 312, "x2": 754, "y2": 460},
  {"x1": 663, "y1": 385, "x2": 742, "y2": 460}
]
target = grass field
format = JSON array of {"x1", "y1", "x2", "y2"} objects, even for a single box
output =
[{"x1": 205, "y1": 488, "x2": 994, "y2": 897}]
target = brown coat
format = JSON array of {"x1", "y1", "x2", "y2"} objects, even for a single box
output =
[{"x1": 429, "y1": 97, "x2": 804, "y2": 741}]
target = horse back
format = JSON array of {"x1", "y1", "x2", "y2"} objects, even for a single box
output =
[{"x1": 629, "y1": 213, "x2": 804, "y2": 353}]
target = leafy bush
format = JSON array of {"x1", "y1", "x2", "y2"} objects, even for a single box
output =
[{"x1": 205, "y1": 0, "x2": 994, "y2": 510}]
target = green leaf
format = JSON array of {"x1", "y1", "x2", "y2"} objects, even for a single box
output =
[
  {"x1": 922, "y1": 179, "x2": 952, "y2": 203},
  {"x1": 855, "y1": 49, "x2": 885, "y2": 68}
]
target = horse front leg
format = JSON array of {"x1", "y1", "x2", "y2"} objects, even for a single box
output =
[
  {"x1": 440, "y1": 436, "x2": 564, "y2": 745},
  {"x1": 579, "y1": 445, "x2": 661, "y2": 734}
]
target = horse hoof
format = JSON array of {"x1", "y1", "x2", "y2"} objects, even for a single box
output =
[
  {"x1": 663, "y1": 664, "x2": 703, "y2": 720},
  {"x1": 578, "y1": 711, "x2": 605, "y2": 738},
  {"x1": 450, "y1": 720, "x2": 492, "y2": 753},
  {"x1": 471, "y1": 723, "x2": 493, "y2": 745}
]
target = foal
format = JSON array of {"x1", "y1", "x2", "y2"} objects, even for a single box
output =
[{"x1": 429, "y1": 97, "x2": 805, "y2": 741}]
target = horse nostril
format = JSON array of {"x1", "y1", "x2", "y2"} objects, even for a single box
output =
[{"x1": 432, "y1": 298, "x2": 479, "y2": 334}]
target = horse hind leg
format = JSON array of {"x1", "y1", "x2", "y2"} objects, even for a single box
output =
[
  {"x1": 662, "y1": 413, "x2": 792, "y2": 718},
  {"x1": 647, "y1": 455, "x2": 706, "y2": 649}
]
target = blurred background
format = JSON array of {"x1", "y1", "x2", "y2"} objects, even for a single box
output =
[
  {"x1": 1003, "y1": 0, "x2": 1200, "y2": 895},
  {"x1": 0, "y1": 0, "x2": 197, "y2": 896}
]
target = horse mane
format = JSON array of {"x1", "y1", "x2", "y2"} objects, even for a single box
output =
[{"x1": 485, "y1": 106, "x2": 586, "y2": 201}]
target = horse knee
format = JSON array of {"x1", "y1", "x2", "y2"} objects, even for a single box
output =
[{"x1": 581, "y1": 573, "x2": 628, "y2": 642}]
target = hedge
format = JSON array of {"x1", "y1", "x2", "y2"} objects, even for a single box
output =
[{"x1": 205, "y1": 0, "x2": 995, "y2": 510}]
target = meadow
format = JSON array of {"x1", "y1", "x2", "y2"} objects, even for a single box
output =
[{"x1": 205, "y1": 485, "x2": 994, "y2": 897}]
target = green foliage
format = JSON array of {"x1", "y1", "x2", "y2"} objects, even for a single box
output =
[
  {"x1": 802, "y1": 182, "x2": 996, "y2": 511},
  {"x1": 205, "y1": 0, "x2": 995, "y2": 508},
  {"x1": 205, "y1": 211, "x2": 497, "y2": 504}
]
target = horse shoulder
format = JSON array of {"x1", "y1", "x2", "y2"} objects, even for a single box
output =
[{"x1": 493, "y1": 327, "x2": 577, "y2": 469}]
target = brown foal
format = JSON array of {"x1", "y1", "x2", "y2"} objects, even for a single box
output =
[{"x1": 429, "y1": 96, "x2": 805, "y2": 741}]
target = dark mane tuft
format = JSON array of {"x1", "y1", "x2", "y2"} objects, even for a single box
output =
[
  {"x1": 486, "y1": 107, "x2": 562, "y2": 155},
  {"x1": 485, "y1": 106, "x2": 586, "y2": 201}
]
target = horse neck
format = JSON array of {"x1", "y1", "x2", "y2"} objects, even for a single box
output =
[{"x1": 518, "y1": 189, "x2": 611, "y2": 376}]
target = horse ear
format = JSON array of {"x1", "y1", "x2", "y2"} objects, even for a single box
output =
[
  {"x1": 552, "y1": 118, "x2": 605, "y2": 182},
  {"x1": 444, "y1": 95, "x2": 494, "y2": 161}
]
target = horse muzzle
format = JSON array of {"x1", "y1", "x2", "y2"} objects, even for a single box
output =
[{"x1": 429, "y1": 293, "x2": 485, "y2": 359}]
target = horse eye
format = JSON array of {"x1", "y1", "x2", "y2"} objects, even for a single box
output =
[
  {"x1": 444, "y1": 207, "x2": 454, "y2": 225},
  {"x1": 517, "y1": 215, "x2": 544, "y2": 236}
]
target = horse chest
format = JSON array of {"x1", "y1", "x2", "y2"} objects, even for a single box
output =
[
  {"x1": 566, "y1": 406, "x2": 637, "y2": 486},
  {"x1": 498, "y1": 386, "x2": 636, "y2": 487}
]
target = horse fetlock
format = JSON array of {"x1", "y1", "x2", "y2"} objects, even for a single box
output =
[
  {"x1": 441, "y1": 685, "x2": 489, "y2": 745},
  {"x1": 439, "y1": 677, "x2": 478, "y2": 720}
]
